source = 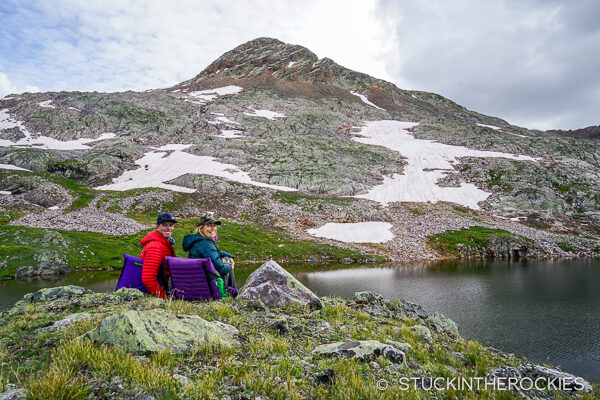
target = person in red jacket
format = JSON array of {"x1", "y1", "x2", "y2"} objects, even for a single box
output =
[{"x1": 139, "y1": 212, "x2": 177, "y2": 298}]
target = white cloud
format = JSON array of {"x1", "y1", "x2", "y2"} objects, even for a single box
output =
[
  {"x1": 0, "y1": 72, "x2": 40, "y2": 98},
  {"x1": 375, "y1": 0, "x2": 600, "y2": 130},
  {"x1": 1, "y1": 0, "x2": 598, "y2": 129}
]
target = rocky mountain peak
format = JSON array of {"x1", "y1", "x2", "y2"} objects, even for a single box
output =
[{"x1": 184, "y1": 37, "x2": 395, "y2": 95}]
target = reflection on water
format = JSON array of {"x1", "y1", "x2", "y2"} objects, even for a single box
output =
[
  {"x1": 1, "y1": 259, "x2": 599, "y2": 383},
  {"x1": 297, "y1": 258, "x2": 600, "y2": 384}
]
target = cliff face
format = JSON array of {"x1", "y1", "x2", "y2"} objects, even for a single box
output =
[
  {"x1": 548, "y1": 125, "x2": 600, "y2": 139},
  {"x1": 1, "y1": 37, "x2": 599, "y2": 268}
]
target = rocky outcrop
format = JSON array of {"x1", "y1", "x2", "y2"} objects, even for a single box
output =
[
  {"x1": 352, "y1": 291, "x2": 459, "y2": 337},
  {"x1": 37, "y1": 312, "x2": 93, "y2": 333},
  {"x1": 487, "y1": 364, "x2": 593, "y2": 395},
  {"x1": 22, "y1": 285, "x2": 92, "y2": 302},
  {"x1": 312, "y1": 340, "x2": 406, "y2": 364},
  {"x1": 240, "y1": 260, "x2": 323, "y2": 308},
  {"x1": 83, "y1": 310, "x2": 238, "y2": 355}
]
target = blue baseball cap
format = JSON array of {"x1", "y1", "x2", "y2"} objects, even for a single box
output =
[{"x1": 156, "y1": 212, "x2": 177, "y2": 225}]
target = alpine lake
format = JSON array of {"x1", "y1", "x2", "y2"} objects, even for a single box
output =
[{"x1": 1, "y1": 258, "x2": 599, "y2": 384}]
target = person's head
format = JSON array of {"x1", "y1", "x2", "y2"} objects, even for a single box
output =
[
  {"x1": 156, "y1": 212, "x2": 177, "y2": 238},
  {"x1": 196, "y1": 212, "x2": 221, "y2": 237}
]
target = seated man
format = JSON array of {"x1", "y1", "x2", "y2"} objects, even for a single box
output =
[{"x1": 139, "y1": 212, "x2": 177, "y2": 298}]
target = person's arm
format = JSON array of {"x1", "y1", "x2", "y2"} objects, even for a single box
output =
[
  {"x1": 219, "y1": 250, "x2": 234, "y2": 259},
  {"x1": 200, "y1": 242, "x2": 231, "y2": 276},
  {"x1": 141, "y1": 242, "x2": 167, "y2": 298}
]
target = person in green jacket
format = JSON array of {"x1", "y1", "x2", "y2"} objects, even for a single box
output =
[{"x1": 182, "y1": 212, "x2": 237, "y2": 297}]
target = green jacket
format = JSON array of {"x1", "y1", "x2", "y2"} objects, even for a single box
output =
[{"x1": 182, "y1": 233, "x2": 234, "y2": 277}]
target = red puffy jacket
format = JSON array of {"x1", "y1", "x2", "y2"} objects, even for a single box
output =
[{"x1": 140, "y1": 230, "x2": 175, "y2": 298}]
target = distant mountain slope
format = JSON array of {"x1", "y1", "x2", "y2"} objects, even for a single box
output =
[{"x1": 548, "y1": 125, "x2": 600, "y2": 139}]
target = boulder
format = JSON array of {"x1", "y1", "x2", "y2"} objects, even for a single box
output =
[
  {"x1": 16, "y1": 249, "x2": 69, "y2": 279},
  {"x1": 83, "y1": 310, "x2": 237, "y2": 355},
  {"x1": 312, "y1": 340, "x2": 406, "y2": 363},
  {"x1": 408, "y1": 325, "x2": 433, "y2": 344},
  {"x1": 38, "y1": 312, "x2": 93, "y2": 333},
  {"x1": 519, "y1": 364, "x2": 593, "y2": 392},
  {"x1": 114, "y1": 287, "x2": 145, "y2": 301},
  {"x1": 22, "y1": 285, "x2": 92, "y2": 302},
  {"x1": 240, "y1": 260, "x2": 322, "y2": 308},
  {"x1": 352, "y1": 291, "x2": 459, "y2": 336},
  {"x1": 268, "y1": 317, "x2": 290, "y2": 335},
  {"x1": 0, "y1": 389, "x2": 26, "y2": 400},
  {"x1": 487, "y1": 364, "x2": 594, "y2": 394},
  {"x1": 386, "y1": 340, "x2": 413, "y2": 354}
]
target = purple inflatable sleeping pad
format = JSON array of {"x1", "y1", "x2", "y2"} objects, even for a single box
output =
[
  {"x1": 115, "y1": 254, "x2": 150, "y2": 293},
  {"x1": 165, "y1": 256, "x2": 238, "y2": 301}
]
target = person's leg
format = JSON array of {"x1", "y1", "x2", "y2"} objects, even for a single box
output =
[{"x1": 222, "y1": 271, "x2": 237, "y2": 289}]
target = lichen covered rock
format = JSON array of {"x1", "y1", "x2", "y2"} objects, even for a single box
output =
[
  {"x1": 83, "y1": 309, "x2": 237, "y2": 354},
  {"x1": 240, "y1": 260, "x2": 322, "y2": 308},
  {"x1": 22, "y1": 285, "x2": 91, "y2": 302},
  {"x1": 312, "y1": 340, "x2": 406, "y2": 363}
]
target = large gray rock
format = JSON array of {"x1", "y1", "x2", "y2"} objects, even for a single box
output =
[
  {"x1": 313, "y1": 340, "x2": 406, "y2": 364},
  {"x1": 22, "y1": 285, "x2": 92, "y2": 302},
  {"x1": 84, "y1": 310, "x2": 237, "y2": 355},
  {"x1": 241, "y1": 260, "x2": 322, "y2": 308}
]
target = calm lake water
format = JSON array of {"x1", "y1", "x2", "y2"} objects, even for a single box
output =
[{"x1": 1, "y1": 258, "x2": 599, "y2": 383}]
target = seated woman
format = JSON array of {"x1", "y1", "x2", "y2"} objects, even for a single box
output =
[
  {"x1": 139, "y1": 212, "x2": 177, "y2": 298},
  {"x1": 182, "y1": 212, "x2": 237, "y2": 296}
]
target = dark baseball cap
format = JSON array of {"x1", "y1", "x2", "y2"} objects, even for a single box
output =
[
  {"x1": 156, "y1": 212, "x2": 177, "y2": 225},
  {"x1": 197, "y1": 212, "x2": 222, "y2": 226}
]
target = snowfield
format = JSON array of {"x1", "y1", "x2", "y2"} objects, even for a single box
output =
[
  {"x1": 350, "y1": 91, "x2": 385, "y2": 110},
  {"x1": 243, "y1": 109, "x2": 286, "y2": 120},
  {"x1": 95, "y1": 145, "x2": 297, "y2": 193},
  {"x1": 1, "y1": 109, "x2": 115, "y2": 150},
  {"x1": 308, "y1": 221, "x2": 394, "y2": 243},
  {"x1": 352, "y1": 120, "x2": 538, "y2": 209}
]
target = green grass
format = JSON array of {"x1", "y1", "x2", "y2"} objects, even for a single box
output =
[
  {"x1": 427, "y1": 226, "x2": 530, "y2": 257},
  {"x1": 175, "y1": 218, "x2": 377, "y2": 263},
  {"x1": 556, "y1": 242, "x2": 572, "y2": 252},
  {"x1": 0, "y1": 225, "x2": 147, "y2": 279},
  {"x1": 0, "y1": 217, "x2": 381, "y2": 279},
  {"x1": 487, "y1": 169, "x2": 513, "y2": 193}
]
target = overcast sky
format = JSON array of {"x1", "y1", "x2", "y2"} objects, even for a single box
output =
[{"x1": 1, "y1": 0, "x2": 598, "y2": 130}]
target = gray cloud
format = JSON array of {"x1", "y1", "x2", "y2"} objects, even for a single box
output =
[{"x1": 375, "y1": 0, "x2": 600, "y2": 129}]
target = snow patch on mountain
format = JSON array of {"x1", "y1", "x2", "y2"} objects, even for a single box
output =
[
  {"x1": 1, "y1": 109, "x2": 115, "y2": 150},
  {"x1": 477, "y1": 123, "x2": 501, "y2": 130},
  {"x1": 0, "y1": 163, "x2": 31, "y2": 171},
  {"x1": 95, "y1": 146, "x2": 297, "y2": 193},
  {"x1": 216, "y1": 129, "x2": 244, "y2": 138},
  {"x1": 350, "y1": 91, "x2": 385, "y2": 110},
  {"x1": 38, "y1": 100, "x2": 55, "y2": 108},
  {"x1": 352, "y1": 120, "x2": 538, "y2": 209},
  {"x1": 243, "y1": 108, "x2": 286, "y2": 120},
  {"x1": 187, "y1": 86, "x2": 243, "y2": 104},
  {"x1": 308, "y1": 221, "x2": 394, "y2": 243}
]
